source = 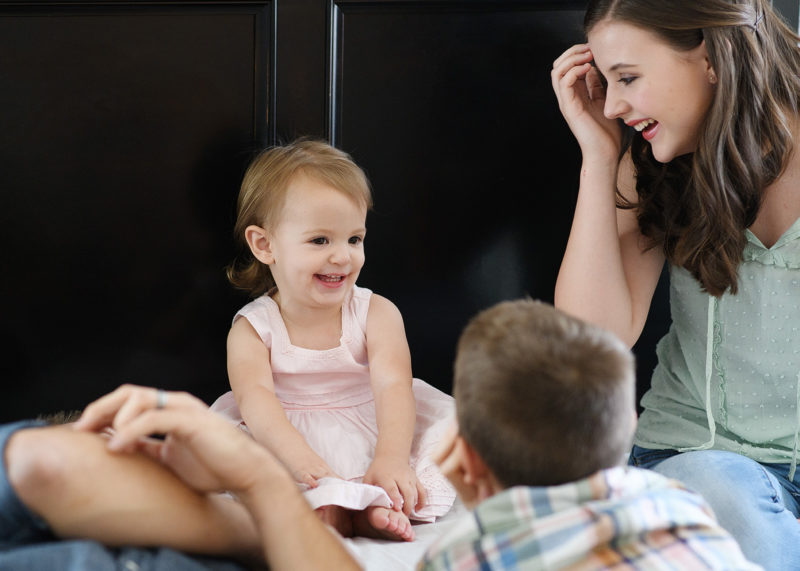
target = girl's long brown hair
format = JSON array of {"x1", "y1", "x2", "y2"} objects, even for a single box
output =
[{"x1": 586, "y1": 0, "x2": 800, "y2": 296}]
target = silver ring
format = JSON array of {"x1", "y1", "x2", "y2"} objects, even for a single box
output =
[{"x1": 156, "y1": 389, "x2": 168, "y2": 410}]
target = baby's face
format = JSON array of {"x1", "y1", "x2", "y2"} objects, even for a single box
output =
[{"x1": 267, "y1": 173, "x2": 367, "y2": 310}]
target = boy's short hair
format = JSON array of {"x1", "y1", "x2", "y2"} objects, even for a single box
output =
[{"x1": 453, "y1": 299, "x2": 635, "y2": 488}]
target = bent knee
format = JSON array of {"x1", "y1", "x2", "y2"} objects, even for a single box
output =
[
  {"x1": 6, "y1": 426, "x2": 101, "y2": 510},
  {"x1": 654, "y1": 450, "x2": 780, "y2": 505}
]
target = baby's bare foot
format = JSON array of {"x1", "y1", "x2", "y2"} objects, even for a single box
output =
[{"x1": 353, "y1": 506, "x2": 415, "y2": 542}]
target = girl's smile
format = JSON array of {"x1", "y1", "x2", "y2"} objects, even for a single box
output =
[
  {"x1": 627, "y1": 118, "x2": 658, "y2": 140},
  {"x1": 315, "y1": 273, "x2": 348, "y2": 288}
]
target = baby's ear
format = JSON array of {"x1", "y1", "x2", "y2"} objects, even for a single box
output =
[{"x1": 245, "y1": 225, "x2": 274, "y2": 264}]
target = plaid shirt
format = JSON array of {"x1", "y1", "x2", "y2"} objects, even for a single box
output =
[{"x1": 420, "y1": 466, "x2": 760, "y2": 570}]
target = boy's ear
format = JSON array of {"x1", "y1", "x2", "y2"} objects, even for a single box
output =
[
  {"x1": 448, "y1": 436, "x2": 498, "y2": 508},
  {"x1": 459, "y1": 439, "x2": 482, "y2": 479},
  {"x1": 244, "y1": 225, "x2": 274, "y2": 265}
]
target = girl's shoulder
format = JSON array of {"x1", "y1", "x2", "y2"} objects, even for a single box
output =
[
  {"x1": 235, "y1": 292, "x2": 278, "y2": 320},
  {"x1": 347, "y1": 285, "x2": 373, "y2": 334},
  {"x1": 232, "y1": 292, "x2": 281, "y2": 345},
  {"x1": 350, "y1": 284, "x2": 372, "y2": 303}
]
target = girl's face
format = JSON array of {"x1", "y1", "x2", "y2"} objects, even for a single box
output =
[
  {"x1": 588, "y1": 20, "x2": 716, "y2": 163},
  {"x1": 266, "y1": 172, "x2": 366, "y2": 311}
]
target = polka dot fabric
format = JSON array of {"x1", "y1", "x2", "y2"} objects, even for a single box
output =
[{"x1": 636, "y1": 218, "x2": 800, "y2": 464}]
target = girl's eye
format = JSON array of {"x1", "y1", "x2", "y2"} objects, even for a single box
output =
[
  {"x1": 349, "y1": 236, "x2": 363, "y2": 245},
  {"x1": 618, "y1": 76, "x2": 636, "y2": 86},
  {"x1": 310, "y1": 237, "x2": 328, "y2": 245}
]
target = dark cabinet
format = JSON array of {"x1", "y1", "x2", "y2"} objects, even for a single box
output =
[{"x1": 2, "y1": 0, "x2": 796, "y2": 421}]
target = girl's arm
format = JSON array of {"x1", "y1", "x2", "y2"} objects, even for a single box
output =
[
  {"x1": 227, "y1": 318, "x2": 338, "y2": 487},
  {"x1": 554, "y1": 154, "x2": 664, "y2": 347},
  {"x1": 551, "y1": 44, "x2": 664, "y2": 346},
  {"x1": 363, "y1": 294, "x2": 426, "y2": 515}
]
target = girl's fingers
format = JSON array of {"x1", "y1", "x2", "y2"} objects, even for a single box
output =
[
  {"x1": 551, "y1": 48, "x2": 593, "y2": 84},
  {"x1": 387, "y1": 483, "x2": 403, "y2": 512},
  {"x1": 553, "y1": 63, "x2": 595, "y2": 120},
  {"x1": 398, "y1": 482, "x2": 415, "y2": 515},
  {"x1": 553, "y1": 59, "x2": 592, "y2": 95},
  {"x1": 301, "y1": 473, "x2": 319, "y2": 488},
  {"x1": 551, "y1": 43, "x2": 590, "y2": 70},
  {"x1": 585, "y1": 67, "x2": 606, "y2": 101},
  {"x1": 552, "y1": 61, "x2": 593, "y2": 111}
]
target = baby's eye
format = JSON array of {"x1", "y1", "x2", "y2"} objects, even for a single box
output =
[
  {"x1": 349, "y1": 236, "x2": 363, "y2": 245},
  {"x1": 310, "y1": 237, "x2": 328, "y2": 245},
  {"x1": 618, "y1": 76, "x2": 636, "y2": 86}
]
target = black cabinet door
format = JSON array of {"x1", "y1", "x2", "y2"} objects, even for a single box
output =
[{"x1": 0, "y1": 1, "x2": 275, "y2": 419}]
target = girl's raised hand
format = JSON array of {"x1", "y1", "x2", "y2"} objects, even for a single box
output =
[
  {"x1": 364, "y1": 455, "x2": 426, "y2": 516},
  {"x1": 551, "y1": 44, "x2": 622, "y2": 160}
]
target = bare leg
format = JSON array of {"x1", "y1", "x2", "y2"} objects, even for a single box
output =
[
  {"x1": 315, "y1": 505, "x2": 354, "y2": 538},
  {"x1": 5, "y1": 425, "x2": 263, "y2": 564}
]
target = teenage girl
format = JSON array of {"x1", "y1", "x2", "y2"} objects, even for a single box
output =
[{"x1": 551, "y1": 0, "x2": 800, "y2": 567}]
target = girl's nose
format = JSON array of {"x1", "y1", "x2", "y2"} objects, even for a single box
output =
[
  {"x1": 329, "y1": 243, "x2": 349, "y2": 264},
  {"x1": 603, "y1": 88, "x2": 628, "y2": 120}
]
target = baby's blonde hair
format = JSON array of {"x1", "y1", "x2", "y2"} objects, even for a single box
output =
[{"x1": 228, "y1": 139, "x2": 373, "y2": 297}]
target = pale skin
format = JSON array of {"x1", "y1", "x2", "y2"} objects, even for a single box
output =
[
  {"x1": 227, "y1": 172, "x2": 425, "y2": 540},
  {"x1": 551, "y1": 20, "x2": 800, "y2": 346}
]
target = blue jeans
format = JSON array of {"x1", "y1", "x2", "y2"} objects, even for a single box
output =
[
  {"x1": 0, "y1": 420, "x2": 245, "y2": 571},
  {"x1": 630, "y1": 445, "x2": 800, "y2": 570}
]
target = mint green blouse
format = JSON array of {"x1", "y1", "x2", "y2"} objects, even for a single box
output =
[{"x1": 635, "y1": 217, "x2": 800, "y2": 477}]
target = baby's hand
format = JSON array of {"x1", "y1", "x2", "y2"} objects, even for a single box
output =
[
  {"x1": 286, "y1": 450, "x2": 341, "y2": 488},
  {"x1": 364, "y1": 455, "x2": 426, "y2": 516}
]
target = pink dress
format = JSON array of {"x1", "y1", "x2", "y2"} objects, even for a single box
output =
[{"x1": 210, "y1": 285, "x2": 456, "y2": 521}]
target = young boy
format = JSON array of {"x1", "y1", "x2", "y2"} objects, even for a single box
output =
[{"x1": 422, "y1": 298, "x2": 758, "y2": 570}]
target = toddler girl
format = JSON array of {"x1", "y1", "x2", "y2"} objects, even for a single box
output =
[{"x1": 210, "y1": 140, "x2": 455, "y2": 541}]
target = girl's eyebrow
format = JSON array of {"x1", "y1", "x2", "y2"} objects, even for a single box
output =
[{"x1": 609, "y1": 63, "x2": 636, "y2": 72}]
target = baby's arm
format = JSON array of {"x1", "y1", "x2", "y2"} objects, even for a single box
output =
[
  {"x1": 227, "y1": 318, "x2": 339, "y2": 487},
  {"x1": 363, "y1": 294, "x2": 426, "y2": 515}
]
